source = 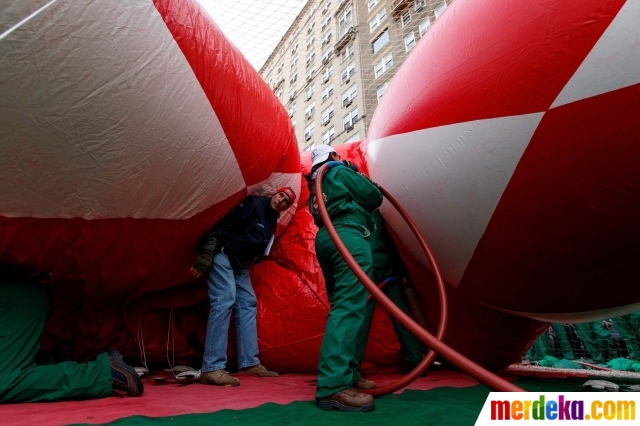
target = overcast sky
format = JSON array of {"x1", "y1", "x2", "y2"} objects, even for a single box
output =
[{"x1": 197, "y1": 0, "x2": 307, "y2": 71}]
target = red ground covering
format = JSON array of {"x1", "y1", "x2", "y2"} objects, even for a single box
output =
[{"x1": 0, "y1": 371, "x2": 478, "y2": 426}]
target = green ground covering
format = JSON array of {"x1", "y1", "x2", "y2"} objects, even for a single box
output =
[{"x1": 74, "y1": 376, "x2": 640, "y2": 426}]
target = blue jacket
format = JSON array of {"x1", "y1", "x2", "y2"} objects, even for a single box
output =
[{"x1": 199, "y1": 196, "x2": 279, "y2": 268}]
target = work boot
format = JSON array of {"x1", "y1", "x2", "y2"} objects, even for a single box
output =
[
  {"x1": 200, "y1": 369, "x2": 240, "y2": 387},
  {"x1": 316, "y1": 388, "x2": 375, "y2": 412},
  {"x1": 108, "y1": 350, "x2": 144, "y2": 397},
  {"x1": 354, "y1": 377, "x2": 376, "y2": 390},
  {"x1": 238, "y1": 363, "x2": 279, "y2": 377}
]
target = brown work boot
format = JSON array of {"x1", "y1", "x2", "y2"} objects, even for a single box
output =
[
  {"x1": 238, "y1": 363, "x2": 279, "y2": 377},
  {"x1": 316, "y1": 388, "x2": 375, "y2": 412},
  {"x1": 108, "y1": 350, "x2": 144, "y2": 397},
  {"x1": 199, "y1": 369, "x2": 240, "y2": 387},
  {"x1": 354, "y1": 377, "x2": 376, "y2": 390}
]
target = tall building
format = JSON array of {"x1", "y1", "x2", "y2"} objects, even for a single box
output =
[{"x1": 260, "y1": 0, "x2": 450, "y2": 151}]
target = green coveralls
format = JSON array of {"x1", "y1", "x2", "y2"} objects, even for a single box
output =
[
  {"x1": 311, "y1": 165, "x2": 383, "y2": 398},
  {"x1": 369, "y1": 210, "x2": 422, "y2": 367},
  {"x1": 551, "y1": 324, "x2": 576, "y2": 360},
  {"x1": 574, "y1": 320, "x2": 617, "y2": 363},
  {"x1": 611, "y1": 312, "x2": 640, "y2": 360},
  {"x1": 0, "y1": 280, "x2": 112, "y2": 403},
  {"x1": 526, "y1": 324, "x2": 574, "y2": 361},
  {"x1": 526, "y1": 329, "x2": 552, "y2": 362}
]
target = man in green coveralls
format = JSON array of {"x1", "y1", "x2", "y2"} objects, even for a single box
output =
[
  {"x1": 574, "y1": 320, "x2": 617, "y2": 363},
  {"x1": 526, "y1": 324, "x2": 575, "y2": 362},
  {"x1": 306, "y1": 145, "x2": 381, "y2": 412},
  {"x1": 0, "y1": 270, "x2": 143, "y2": 403},
  {"x1": 363, "y1": 194, "x2": 423, "y2": 371},
  {"x1": 612, "y1": 313, "x2": 640, "y2": 360}
]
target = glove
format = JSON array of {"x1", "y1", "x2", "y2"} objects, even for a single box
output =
[{"x1": 191, "y1": 249, "x2": 214, "y2": 278}]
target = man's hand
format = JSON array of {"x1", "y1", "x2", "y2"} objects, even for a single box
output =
[{"x1": 191, "y1": 250, "x2": 214, "y2": 278}]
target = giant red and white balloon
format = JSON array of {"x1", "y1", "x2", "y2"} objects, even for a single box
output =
[{"x1": 366, "y1": 0, "x2": 640, "y2": 323}]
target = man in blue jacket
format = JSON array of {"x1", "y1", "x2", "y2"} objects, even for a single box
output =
[{"x1": 191, "y1": 187, "x2": 296, "y2": 386}]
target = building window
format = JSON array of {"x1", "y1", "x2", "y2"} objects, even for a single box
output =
[
  {"x1": 321, "y1": 46, "x2": 333, "y2": 64},
  {"x1": 415, "y1": 0, "x2": 426, "y2": 10},
  {"x1": 322, "y1": 66, "x2": 333, "y2": 83},
  {"x1": 343, "y1": 108, "x2": 359, "y2": 130},
  {"x1": 322, "y1": 126, "x2": 335, "y2": 145},
  {"x1": 322, "y1": 84, "x2": 334, "y2": 103},
  {"x1": 306, "y1": 68, "x2": 316, "y2": 82},
  {"x1": 276, "y1": 90, "x2": 283, "y2": 102},
  {"x1": 290, "y1": 56, "x2": 298, "y2": 70},
  {"x1": 288, "y1": 103, "x2": 297, "y2": 117},
  {"x1": 372, "y1": 29, "x2": 389, "y2": 54},
  {"x1": 289, "y1": 87, "x2": 298, "y2": 101},
  {"x1": 321, "y1": 30, "x2": 332, "y2": 46},
  {"x1": 340, "y1": 44, "x2": 354, "y2": 63},
  {"x1": 306, "y1": 52, "x2": 315, "y2": 67},
  {"x1": 291, "y1": 43, "x2": 298, "y2": 54},
  {"x1": 307, "y1": 21, "x2": 315, "y2": 34},
  {"x1": 376, "y1": 82, "x2": 389, "y2": 103},
  {"x1": 367, "y1": 0, "x2": 378, "y2": 12},
  {"x1": 419, "y1": 18, "x2": 431, "y2": 36},
  {"x1": 304, "y1": 122, "x2": 315, "y2": 141},
  {"x1": 321, "y1": 0, "x2": 331, "y2": 15},
  {"x1": 369, "y1": 9, "x2": 387, "y2": 33},
  {"x1": 321, "y1": 104, "x2": 335, "y2": 125},
  {"x1": 305, "y1": 103, "x2": 315, "y2": 120},
  {"x1": 341, "y1": 84, "x2": 357, "y2": 107},
  {"x1": 290, "y1": 73, "x2": 298, "y2": 84},
  {"x1": 338, "y1": 7, "x2": 353, "y2": 34},
  {"x1": 304, "y1": 84, "x2": 315, "y2": 101},
  {"x1": 374, "y1": 53, "x2": 393, "y2": 78},
  {"x1": 341, "y1": 62, "x2": 356, "y2": 84},
  {"x1": 321, "y1": 16, "x2": 331, "y2": 30},
  {"x1": 435, "y1": 1, "x2": 447, "y2": 19},
  {"x1": 307, "y1": 6, "x2": 317, "y2": 20},
  {"x1": 401, "y1": 10, "x2": 411, "y2": 27},
  {"x1": 404, "y1": 32, "x2": 416, "y2": 52},
  {"x1": 306, "y1": 36, "x2": 315, "y2": 50}
]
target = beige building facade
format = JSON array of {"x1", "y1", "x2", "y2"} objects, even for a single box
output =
[{"x1": 260, "y1": 0, "x2": 450, "y2": 151}]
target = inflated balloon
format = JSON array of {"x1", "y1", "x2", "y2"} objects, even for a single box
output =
[
  {"x1": 0, "y1": 0, "x2": 302, "y2": 365},
  {"x1": 365, "y1": 0, "x2": 640, "y2": 322}
]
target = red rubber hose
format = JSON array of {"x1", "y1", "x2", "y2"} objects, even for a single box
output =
[{"x1": 314, "y1": 164, "x2": 524, "y2": 393}]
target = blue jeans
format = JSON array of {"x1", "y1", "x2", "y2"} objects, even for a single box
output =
[{"x1": 202, "y1": 252, "x2": 260, "y2": 372}]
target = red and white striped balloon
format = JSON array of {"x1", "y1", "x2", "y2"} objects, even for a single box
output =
[{"x1": 365, "y1": 0, "x2": 640, "y2": 323}]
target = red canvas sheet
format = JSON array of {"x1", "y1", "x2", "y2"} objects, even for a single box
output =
[{"x1": 0, "y1": 371, "x2": 478, "y2": 426}]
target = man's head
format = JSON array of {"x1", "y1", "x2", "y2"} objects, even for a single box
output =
[
  {"x1": 270, "y1": 186, "x2": 296, "y2": 212},
  {"x1": 311, "y1": 145, "x2": 339, "y2": 168}
]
